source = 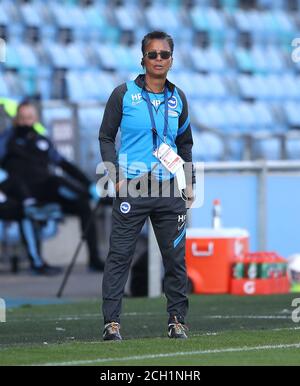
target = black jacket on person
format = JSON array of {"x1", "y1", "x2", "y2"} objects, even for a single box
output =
[{"x1": 3, "y1": 125, "x2": 91, "y2": 193}]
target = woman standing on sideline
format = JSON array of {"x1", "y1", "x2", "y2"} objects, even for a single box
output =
[{"x1": 99, "y1": 31, "x2": 195, "y2": 340}]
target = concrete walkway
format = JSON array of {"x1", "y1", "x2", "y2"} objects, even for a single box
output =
[{"x1": 0, "y1": 264, "x2": 103, "y2": 302}]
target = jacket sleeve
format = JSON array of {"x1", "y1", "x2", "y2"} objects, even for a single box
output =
[
  {"x1": 48, "y1": 140, "x2": 92, "y2": 187},
  {"x1": 175, "y1": 88, "x2": 195, "y2": 186},
  {"x1": 0, "y1": 168, "x2": 32, "y2": 200},
  {"x1": 59, "y1": 157, "x2": 91, "y2": 187},
  {"x1": 98, "y1": 83, "x2": 127, "y2": 185},
  {"x1": 0, "y1": 168, "x2": 10, "y2": 192}
]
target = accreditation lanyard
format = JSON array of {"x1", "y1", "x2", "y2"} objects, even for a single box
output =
[{"x1": 144, "y1": 87, "x2": 169, "y2": 151}]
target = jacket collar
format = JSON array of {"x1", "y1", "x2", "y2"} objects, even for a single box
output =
[{"x1": 134, "y1": 74, "x2": 175, "y2": 96}]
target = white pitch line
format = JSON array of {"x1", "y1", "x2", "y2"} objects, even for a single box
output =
[
  {"x1": 7, "y1": 312, "x2": 163, "y2": 323},
  {"x1": 36, "y1": 343, "x2": 300, "y2": 366},
  {"x1": 206, "y1": 315, "x2": 292, "y2": 320},
  {"x1": 272, "y1": 327, "x2": 300, "y2": 331},
  {"x1": 8, "y1": 313, "x2": 293, "y2": 323}
]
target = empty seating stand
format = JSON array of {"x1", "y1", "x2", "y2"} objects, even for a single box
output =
[{"x1": 0, "y1": 0, "x2": 299, "y2": 163}]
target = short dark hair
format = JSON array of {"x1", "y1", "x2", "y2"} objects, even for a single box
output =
[
  {"x1": 141, "y1": 31, "x2": 174, "y2": 55},
  {"x1": 16, "y1": 100, "x2": 37, "y2": 114}
]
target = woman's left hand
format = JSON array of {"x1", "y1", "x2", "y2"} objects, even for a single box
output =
[{"x1": 185, "y1": 184, "x2": 195, "y2": 209}]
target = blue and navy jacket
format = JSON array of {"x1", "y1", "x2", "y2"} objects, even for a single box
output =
[{"x1": 99, "y1": 74, "x2": 194, "y2": 184}]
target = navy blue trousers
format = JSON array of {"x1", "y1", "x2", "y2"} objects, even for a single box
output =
[{"x1": 102, "y1": 178, "x2": 188, "y2": 325}]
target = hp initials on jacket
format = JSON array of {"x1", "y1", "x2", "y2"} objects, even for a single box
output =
[
  {"x1": 131, "y1": 93, "x2": 161, "y2": 108},
  {"x1": 178, "y1": 215, "x2": 186, "y2": 223},
  {"x1": 131, "y1": 93, "x2": 142, "y2": 102}
]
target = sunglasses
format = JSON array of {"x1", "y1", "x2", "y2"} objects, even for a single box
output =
[{"x1": 144, "y1": 50, "x2": 172, "y2": 60}]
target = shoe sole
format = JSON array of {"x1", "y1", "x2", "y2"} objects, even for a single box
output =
[
  {"x1": 103, "y1": 336, "x2": 122, "y2": 341},
  {"x1": 168, "y1": 335, "x2": 187, "y2": 339}
]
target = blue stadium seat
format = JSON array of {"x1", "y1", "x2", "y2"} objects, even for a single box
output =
[
  {"x1": 234, "y1": 47, "x2": 255, "y2": 73},
  {"x1": 114, "y1": 5, "x2": 138, "y2": 30},
  {"x1": 0, "y1": 221, "x2": 20, "y2": 245},
  {"x1": 192, "y1": 74, "x2": 211, "y2": 99},
  {"x1": 192, "y1": 129, "x2": 225, "y2": 162},
  {"x1": 266, "y1": 75, "x2": 285, "y2": 100},
  {"x1": 0, "y1": 74, "x2": 9, "y2": 96},
  {"x1": 0, "y1": 1, "x2": 23, "y2": 41},
  {"x1": 252, "y1": 136, "x2": 281, "y2": 160},
  {"x1": 264, "y1": 46, "x2": 285, "y2": 73},
  {"x1": 237, "y1": 102, "x2": 257, "y2": 132},
  {"x1": 207, "y1": 74, "x2": 227, "y2": 99},
  {"x1": 94, "y1": 72, "x2": 120, "y2": 101},
  {"x1": 66, "y1": 70, "x2": 118, "y2": 102},
  {"x1": 0, "y1": 1, "x2": 19, "y2": 22},
  {"x1": 79, "y1": 135, "x2": 101, "y2": 176},
  {"x1": 16, "y1": 43, "x2": 39, "y2": 70},
  {"x1": 20, "y1": 3, "x2": 43, "y2": 27},
  {"x1": 226, "y1": 137, "x2": 245, "y2": 161},
  {"x1": 206, "y1": 7, "x2": 227, "y2": 45},
  {"x1": 84, "y1": 4, "x2": 108, "y2": 34},
  {"x1": 145, "y1": 5, "x2": 181, "y2": 32},
  {"x1": 66, "y1": 71, "x2": 86, "y2": 101},
  {"x1": 42, "y1": 104, "x2": 74, "y2": 133},
  {"x1": 94, "y1": 44, "x2": 139, "y2": 72},
  {"x1": 113, "y1": 45, "x2": 140, "y2": 72},
  {"x1": 222, "y1": 101, "x2": 242, "y2": 133},
  {"x1": 272, "y1": 10, "x2": 296, "y2": 44},
  {"x1": 169, "y1": 49, "x2": 185, "y2": 72},
  {"x1": 233, "y1": 9, "x2": 256, "y2": 33},
  {"x1": 93, "y1": 43, "x2": 119, "y2": 70},
  {"x1": 0, "y1": 3, "x2": 9, "y2": 26},
  {"x1": 40, "y1": 219, "x2": 61, "y2": 239},
  {"x1": 222, "y1": 101, "x2": 272, "y2": 134},
  {"x1": 77, "y1": 105, "x2": 104, "y2": 136},
  {"x1": 0, "y1": 216, "x2": 61, "y2": 265},
  {"x1": 190, "y1": 47, "x2": 226, "y2": 73},
  {"x1": 203, "y1": 102, "x2": 228, "y2": 128},
  {"x1": 36, "y1": 67, "x2": 53, "y2": 100},
  {"x1": 40, "y1": 26, "x2": 57, "y2": 42},
  {"x1": 189, "y1": 101, "x2": 209, "y2": 127},
  {"x1": 46, "y1": 42, "x2": 70, "y2": 69},
  {"x1": 176, "y1": 74, "x2": 227, "y2": 100},
  {"x1": 286, "y1": 132, "x2": 300, "y2": 160},
  {"x1": 84, "y1": 71, "x2": 106, "y2": 101},
  {"x1": 237, "y1": 74, "x2": 296, "y2": 101},
  {"x1": 280, "y1": 74, "x2": 300, "y2": 100},
  {"x1": 1, "y1": 72, "x2": 24, "y2": 98},
  {"x1": 68, "y1": 5, "x2": 89, "y2": 30},
  {"x1": 253, "y1": 102, "x2": 274, "y2": 130},
  {"x1": 49, "y1": 3, "x2": 75, "y2": 29},
  {"x1": 258, "y1": 0, "x2": 285, "y2": 9},
  {"x1": 168, "y1": 71, "x2": 198, "y2": 99},
  {"x1": 65, "y1": 43, "x2": 88, "y2": 70},
  {"x1": 284, "y1": 101, "x2": 300, "y2": 127},
  {"x1": 4, "y1": 43, "x2": 22, "y2": 70},
  {"x1": 237, "y1": 74, "x2": 257, "y2": 99},
  {"x1": 220, "y1": 0, "x2": 238, "y2": 9},
  {"x1": 190, "y1": 6, "x2": 226, "y2": 40},
  {"x1": 258, "y1": 11, "x2": 279, "y2": 43},
  {"x1": 250, "y1": 46, "x2": 269, "y2": 73}
]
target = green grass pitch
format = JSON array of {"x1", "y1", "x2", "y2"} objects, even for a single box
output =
[{"x1": 1, "y1": 294, "x2": 300, "y2": 365}]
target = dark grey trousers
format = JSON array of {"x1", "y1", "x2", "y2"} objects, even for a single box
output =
[{"x1": 102, "y1": 179, "x2": 188, "y2": 325}]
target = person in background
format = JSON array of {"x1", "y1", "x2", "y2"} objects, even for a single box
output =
[
  {"x1": 0, "y1": 113, "x2": 61, "y2": 276},
  {"x1": 0, "y1": 166, "x2": 62, "y2": 275},
  {"x1": 99, "y1": 31, "x2": 195, "y2": 340},
  {"x1": 3, "y1": 101, "x2": 105, "y2": 272}
]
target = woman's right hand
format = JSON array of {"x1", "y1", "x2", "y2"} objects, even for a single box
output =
[{"x1": 115, "y1": 179, "x2": 126, "y2": 193}]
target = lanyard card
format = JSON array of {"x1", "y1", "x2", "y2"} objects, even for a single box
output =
[{"x1": 153, "y1": 143, "x2": 185, "y2": 174}]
